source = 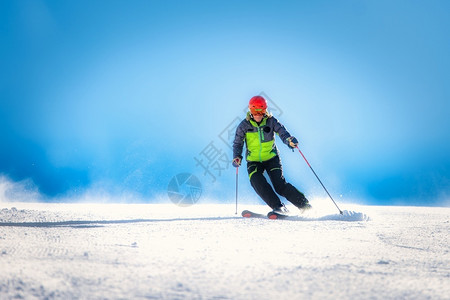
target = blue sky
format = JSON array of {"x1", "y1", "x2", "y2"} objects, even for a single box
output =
[{"x1": 1, "y1": 0, "x2": 449, "y2": 206}]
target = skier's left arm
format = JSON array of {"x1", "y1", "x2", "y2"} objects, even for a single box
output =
[{"x1": 272, "y1": 117, "x2": 299, "y2": 149}]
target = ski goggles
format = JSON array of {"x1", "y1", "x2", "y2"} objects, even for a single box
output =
[{"x1": 250, "y1": 108, "x2": 266, "y2": 116}]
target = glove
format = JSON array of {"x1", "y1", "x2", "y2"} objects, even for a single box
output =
[
  {"x1": 232, "y1": 156, "x2": 242, "y2": 168},
  {"x1": 287, "y1": 136, "x2": 299, "y2": 149}
]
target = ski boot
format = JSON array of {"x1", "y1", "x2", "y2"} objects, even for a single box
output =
[{"x1": 268, "y1": 204, "x2": 289, "y2": 219}]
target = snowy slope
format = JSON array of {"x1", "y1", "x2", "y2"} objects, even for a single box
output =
[{"x1": 0, "y1": 203, "x2": 449, "y2": 299}]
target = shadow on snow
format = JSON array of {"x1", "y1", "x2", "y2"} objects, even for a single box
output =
[{"x1": 0, "y1": 210, "x2": 369, "y2": 228}]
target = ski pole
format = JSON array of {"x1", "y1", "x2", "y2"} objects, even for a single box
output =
[
  {"x1": 296, "y1": 146, "x2": 343, "y2": 215},
  {"x1": 235, "y1": 167, "x2": 239, "y2": 214}
]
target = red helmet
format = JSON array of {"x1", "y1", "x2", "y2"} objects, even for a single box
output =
[{"x1": 248, "y1": 96, "x2": 267, "y2": 116}]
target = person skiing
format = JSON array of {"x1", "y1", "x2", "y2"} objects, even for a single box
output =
[{"x1": 232, "y1": 95, "x2": 311, "y2": 215}]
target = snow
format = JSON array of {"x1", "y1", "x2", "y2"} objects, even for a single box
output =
[{"x1": 0, "y1": 202, "x2": 449, "y2": 299}]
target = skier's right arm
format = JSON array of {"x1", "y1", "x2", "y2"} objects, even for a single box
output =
[{"x1": 232, "y1": 121, "x2": 246, "y2": 166}]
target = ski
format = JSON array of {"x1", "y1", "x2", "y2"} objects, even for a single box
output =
[
  {"x1": 241, "y1": 210, "x2": 267, "y2": 218},
  {"x1": 242, "y1": 205, "x2": 312, "y2": 220},
  {"x1": 242, "y1": 210, "x2": 290, "y2": 220},
  {"x1": 267, "y1": 211, "x2": 289, "y2": 220}
]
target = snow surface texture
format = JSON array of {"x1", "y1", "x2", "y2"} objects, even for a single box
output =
[{"x1": 0, "y1": 203, "x2": 449, "y2": 299}]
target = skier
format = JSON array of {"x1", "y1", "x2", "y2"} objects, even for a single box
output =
[{"x1": 232, "y1": 95, "x2": 311, "y2": 215}]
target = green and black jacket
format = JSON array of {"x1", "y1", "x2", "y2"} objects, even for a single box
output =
[{"x1": 233, "y1": 112, "x2": 292, "y2": 162}]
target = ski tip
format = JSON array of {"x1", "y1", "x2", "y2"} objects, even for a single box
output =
[
  {"x1": 268, "y1": 213, "x2": 278, "y2": 220},
  {"x1": 241, "y1": 210, "x2": 252, "y2": 218}
]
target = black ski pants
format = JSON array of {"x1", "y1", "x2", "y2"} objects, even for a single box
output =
[{"x1": 247, "y1": 155, "x2": 308, "y2": 210}]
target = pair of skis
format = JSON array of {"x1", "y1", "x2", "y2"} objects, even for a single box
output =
[{"x1": 242, "y1": 209, "x2": 289, "y2": 220}]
